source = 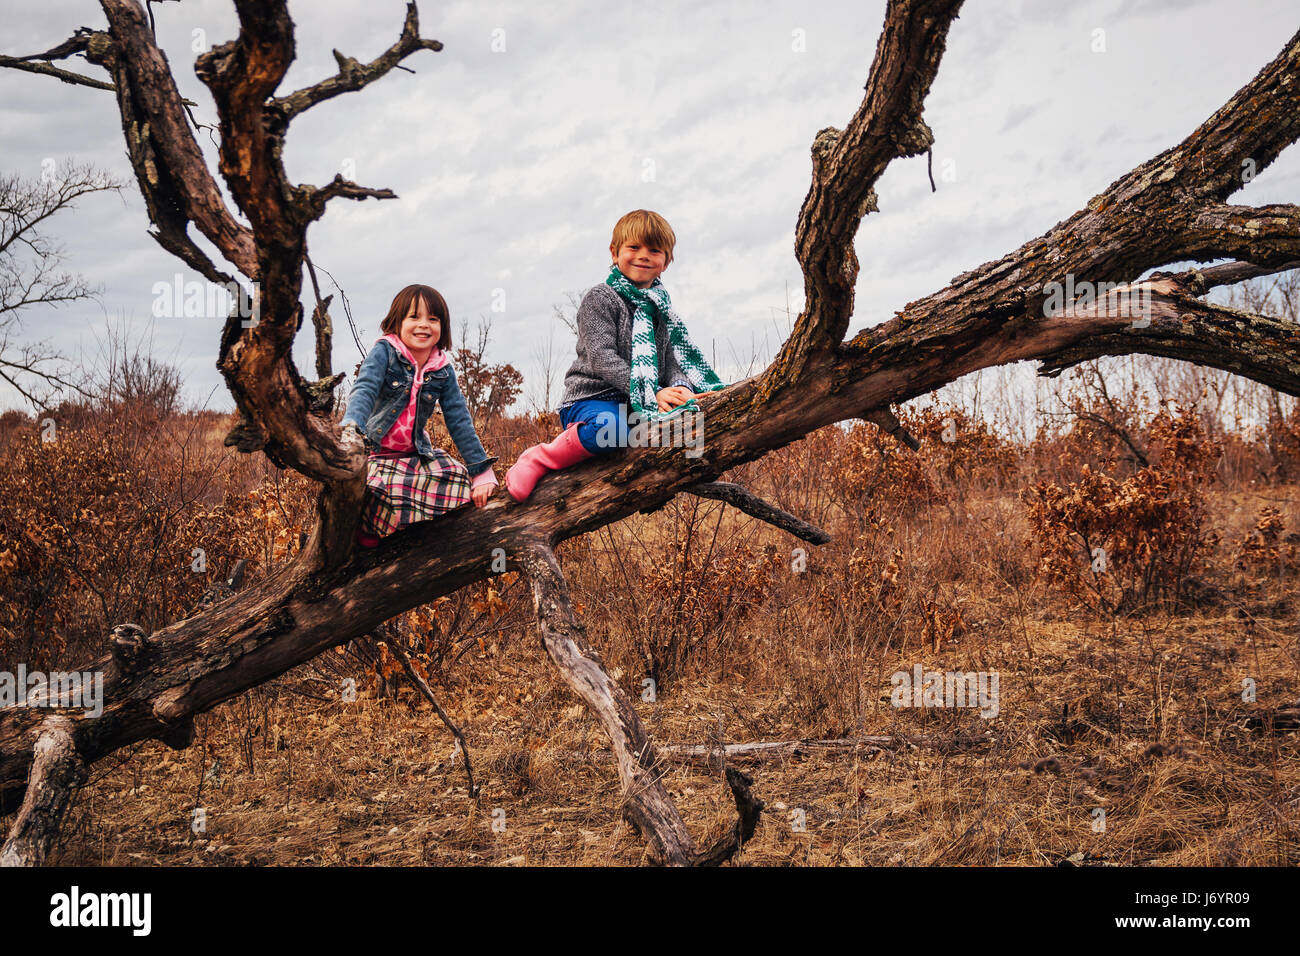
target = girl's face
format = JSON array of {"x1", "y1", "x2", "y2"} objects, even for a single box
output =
[{"x1": 399, "y1": 297, "x2": 441, "y2": 356}]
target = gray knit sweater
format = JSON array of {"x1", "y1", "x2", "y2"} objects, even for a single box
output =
[{"x1": 558, "y1": 283, "x2": 693, "y2": 410}]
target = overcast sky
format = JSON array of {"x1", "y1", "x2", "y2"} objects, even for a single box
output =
[{"x1": 2, "y1": 0, "x2": 1297, "y2": 415}]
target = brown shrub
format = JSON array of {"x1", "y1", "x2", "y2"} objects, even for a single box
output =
[
  {"x1": 0, "y1": 408, "x2": 312, "y2": 670},
  {"x1": 1021, "y1": 405, "x2": 1222, "y2": 616}
]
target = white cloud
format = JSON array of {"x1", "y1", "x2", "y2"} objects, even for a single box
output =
[{"x1": 1, "y1": 0, "x2": 1296, "y2": 411}]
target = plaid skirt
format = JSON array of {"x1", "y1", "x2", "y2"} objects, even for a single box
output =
[{"x1": 360, "y1": 449, "x2": 473, "y2": 538}]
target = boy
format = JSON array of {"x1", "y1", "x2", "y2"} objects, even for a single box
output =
[{"x1": 506, "y1": 209, "x2": 725, "y2": 502}]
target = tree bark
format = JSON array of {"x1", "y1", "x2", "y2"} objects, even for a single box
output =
[
  {"x1": 0, "y1": 718, "x2": 86, "y2": 867},
  {"x1": 518, "y1": 539, "x2": 698, "y2": 865}
]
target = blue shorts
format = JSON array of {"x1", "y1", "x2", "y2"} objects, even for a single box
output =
[{"x1": 558, "y1": 394, "x2": 630, "y2": 455}]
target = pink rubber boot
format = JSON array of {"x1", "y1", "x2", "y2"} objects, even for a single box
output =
[{"x1": 506, "y1": 422, "x2": 595, "y2": 502}]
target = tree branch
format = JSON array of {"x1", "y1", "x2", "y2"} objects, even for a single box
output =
[
  {"x1": 1164, "y1": 259, "x2": 1300, "y2": 295},
  {"x1": 516, "y1": 540, "x2": 763, "y2": 864},
  {"x1": 0, "y1": 718, "x2": 85, "y2": 867},
  {"x1": 303, "y1": 176, "x2": 398, "y2": 219},
  {"x1": 691, "y1": 768, "x2": 765, "y2": 868},
  {"x1": 517, "y1": 538, "x2": 700, "y2": 865},
  {"x1": 0, "y1": 24, "x2": 199, "y2": 105},
  {"x1": 0, "y1": 55, "x2": 116, "y2": 92},
  {"x1": 305, "y1": 256, "x2": 334, "y2": 380},
  {"x1": 1173, "y1": 202, "x2": 1300, "y2": 270},
  {"x1": 182, "y1": 0, "x2": 369, "y2": 508},
  {"x1": 657, "y1": 733, "x2": 994, "y2": 763},
  {"x1": 761, "y1": 0, "x2": 965, "y2": 398},
  {"x1": 1033, "y1": 278, "x2": 1300, "y2": 390},
  {"x1": 95, "y1": 2, "x2": 257, "y2": 277},
  {"x1": 687, "y1": 481, "x2": 831, "y2": 544},
  {"x1": 833, "y1": 30, "x2": 1300, "y2": 415},
  {"x1": 1162, "y1": 30, "x2": 1300, "y2": 204},
  {"x1": 266, "y1": 2, "x2": 443, "y2": 123},
  {"x1": 385, "y1": 634, "x2": 478, "y2": 801},
  {"x1": 863, "y1": 406, "x2": 922, "y2": 450}
]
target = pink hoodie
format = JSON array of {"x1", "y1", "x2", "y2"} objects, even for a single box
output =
[{"x1": 378, "y1": 334, "x2": 497, "y2": 490}]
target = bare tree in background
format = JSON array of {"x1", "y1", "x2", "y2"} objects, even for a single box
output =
[
  {"x1": 519, "y1": 294, "x2": 582, "y2": 415},
  {"x1": 87, "y1": 314, "x2": 186, "y2": 416},
  {"x1": 0, "y1": 163, "x2": 125, "y2": 409},
  {"x1": 2, "y1": 0, "x2": 1300, "y2": 866},
  {"x1": 452, "y1": 316, "x2": 522, "y2": 422}
]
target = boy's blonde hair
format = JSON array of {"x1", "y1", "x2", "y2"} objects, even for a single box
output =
[{"x1": 610, "y1": 209, "x2": 676, "y2": 266}]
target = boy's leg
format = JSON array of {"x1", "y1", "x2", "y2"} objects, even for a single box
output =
[
  {"x1": 560, "y1": 397, "x2": 628, "y2": 455},
  {"x1": 506, "y1": 403, "x2": 607, "y2": 502}
]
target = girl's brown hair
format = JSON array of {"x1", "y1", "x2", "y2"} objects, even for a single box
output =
[{"x1": 380, "y1": 284, "x2": 452, "y2": 351}]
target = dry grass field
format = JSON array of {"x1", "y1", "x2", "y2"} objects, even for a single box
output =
[{"x1": 3, "y1": 357, "x2": 1298, "y2": 866}]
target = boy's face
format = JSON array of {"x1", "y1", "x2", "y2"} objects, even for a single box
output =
[{"x1": 611, "y1": 239, "x2": 668, "y2": 289}]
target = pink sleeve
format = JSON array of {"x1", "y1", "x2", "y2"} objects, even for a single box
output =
[{"x1": 470, "y1": 467, "x2": 498, "y2": 489}]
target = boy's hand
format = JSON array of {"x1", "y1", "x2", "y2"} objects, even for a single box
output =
[
  {"x1": 656, "y1": 386, "x2": 695, "y2": 411},
  {"x1": 471, "y1": 483, "x2": 494, "y2": 508}
]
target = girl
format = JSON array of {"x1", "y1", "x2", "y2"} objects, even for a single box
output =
[{"x1": 341, "y1": 284, "x2": 497, "y2": 547}]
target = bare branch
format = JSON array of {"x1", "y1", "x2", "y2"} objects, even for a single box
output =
[
  {"x1": 304, "y1": 175, "x2": 398, "y2": 219},
  {"x1": 863, "y1": 406, "x2": 921, "y2": 450},
  {"x1": 94, "y1": 2, "x2": 257, "y2": 277},
  {"x1": 305, "y1": 256, "x2": 334, "y2": 380},
  {"x1": 0, "y1": 25, "x2": 198, "y2": 105},
  {"x1": 687, "y1": 481, "x2": 831, "y2": 544},
  {"x1": 1032, "y1": 277, "x2": 1300, "y2": 391},
  {"x1": 761, "y1": 0, "x2": 965, "y2": 397},
  {"x1": 0, "y1": 349, "x2": 93, "y2": 410},
  {"x1": 1172, "y1": 203, "x2": 1300, "y2": 271},
  {"x1": 517, "y1": 538, "x2": 699, "y2": 865},
  {"x1": 385, "y1": 633, "x2": 478, "y2": 801},
  {"x1": 0, "y1": 718, "x2": 85, "y2": 867},
  {"x1": 657, "y1": 733, "x2": 995, "y2": 764},
  {"x1": 0, "y1": 164, "x2": 124, "y2": 258},
  {"x1": 690, "y1": 768, "x2": 765, "y2": 868},
  {"x1": 267, "y1": 2, "x2": 443, "y2": 123},
  {"x1": 178, "y1": 0, "x2": 396, "y2": 499},
  {"x1": 1161, "y1": 260, "x2": 1300, "y2": 295},
  {"x1": 0, "y1": 164, "x2": 123, "y2": 408},
  {"x1": 0, "y1": 55, "x2": 116, "y2": 92},
  {"x1": 1162, "y1": 30, "x2": 1300, "y2": 204},
  {"x1": 15, "y1": 29, "x2": 102, "y2": 63},
  {"x1": 829, "y1": 31, "x2": 1300, "y2": 423},
  {"x1": 517, "y1": 538, "x2": 761, "y2": 865}
]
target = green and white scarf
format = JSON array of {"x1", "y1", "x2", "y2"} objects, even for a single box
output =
[{"x1": 605, "y1": 264, "x2": 727, "y2": 422}]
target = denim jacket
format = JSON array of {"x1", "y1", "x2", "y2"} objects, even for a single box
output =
[{"x1": 341, "y1": 339, "x2": 497, "y2": 478}]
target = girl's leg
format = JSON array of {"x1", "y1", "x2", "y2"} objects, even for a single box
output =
[{"x1": 357, "y1": 452, "x2": 389, "y2": 547}]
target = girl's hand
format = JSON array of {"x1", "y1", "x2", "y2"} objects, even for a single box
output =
[
  {"x1": 656, "y1": 386, "x2": 695, "y2": 411},
  {"x1": 341, "y1": 422, "x2": 364, "y2": 449},
  {"x1": 471, "y1": 483, "x2": 494, "y2": 508}
]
